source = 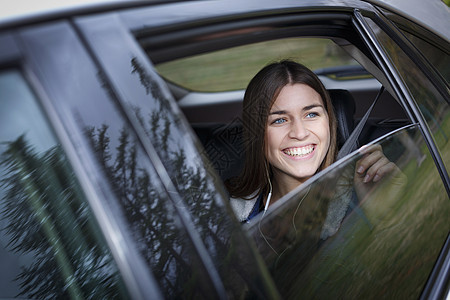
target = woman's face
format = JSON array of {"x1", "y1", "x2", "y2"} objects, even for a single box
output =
[{"x1": 265, "y1": 83, "x2": 330, "y2": 187}]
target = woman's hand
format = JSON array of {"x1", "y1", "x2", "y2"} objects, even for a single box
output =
[{"x1": 354, "y1": 144, "x2": 406, "y2": 201}]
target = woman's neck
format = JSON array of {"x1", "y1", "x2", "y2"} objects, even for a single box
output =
[{"x1": 270, "y1": 175, "x2": 306, "y2": 204}]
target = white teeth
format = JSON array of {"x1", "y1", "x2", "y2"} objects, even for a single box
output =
[{"x1": 284, "y1": 145, "x2": 314, "y2": 157}]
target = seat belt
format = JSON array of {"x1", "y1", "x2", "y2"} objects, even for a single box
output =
[{"x1": 337, "y1": 86, "x2": 384, "y2": 160}]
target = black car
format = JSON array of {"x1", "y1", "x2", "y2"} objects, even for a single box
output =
[{"x1": 0, "y1": 0, "x2": 448, "y2": 299}]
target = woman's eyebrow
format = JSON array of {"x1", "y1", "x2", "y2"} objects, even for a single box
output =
[
  {"x1": 269, "y1": 104, "x2": 324, "y2": 115},
  {"x1": 269, "y1": 110, "x2": 287, "y2": 115},
  {"x1": 303, "y1": 104, "x2": 324, "y2": 111}
]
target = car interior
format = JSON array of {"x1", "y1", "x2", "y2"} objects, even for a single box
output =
[{"x1": 138, "y1": 13, "x2": 412, "y2": 184}]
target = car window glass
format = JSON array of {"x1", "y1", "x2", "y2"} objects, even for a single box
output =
[
  {"x1": 400, "y1": 30, "x2": 450, "y2": 84},
  {"x1": 155, "y1": 37, "x2": 365, "y2": 92},
  {"x1": 363, "y1": 17, "x2": 450, "y2": 172},
  {"x1": 246, "y1": 125, "x2": 449, "y2": 299},
  {"x1": 74, "y1": 82, "x2": 223, "y2": 298},
  {"x1": 20, "y1": 23, "x2": 227, "y2": 297},
  {"x1": 380, "y1": 9, "x2": 450, "y2": 85},
  {"x1": 22, "y1": 19, "x2": 277, "y2": 298},
  {"x1": 0, "y1": 69, "x2": 129, "y2": 299}
]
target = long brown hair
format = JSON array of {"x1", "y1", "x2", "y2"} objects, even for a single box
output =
[{"x1": 227, "y1": 60, "x2": 337, "y2": 199}]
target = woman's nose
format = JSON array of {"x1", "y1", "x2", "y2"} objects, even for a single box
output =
[{"x1": 288, "y1": 119, "x2": 309, "y2": 140}]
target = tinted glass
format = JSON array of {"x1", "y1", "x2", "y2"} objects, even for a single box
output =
[
  {"x1": 246, "y1": 125, "x2": 449, "y2": 299},
  {"x1": 401, "y1": 30, "x2": 450, "y2": 84},
  {"x1": 20, "y1": 22, "x2": 223, "y2": 298},
  {"x1": 0, "y1": 69, "x2": 129, "y2": 299},
  {"x1": 156, "y1": 38, "x2": 363, "y2": 92},
  {"x1": 75, "y1": 14, "x2": 279, "y2": 298},
  {"x1": 382, "y1": 9, "x2": 450, "y2": 85},
  {"x1": 364, "y1": 17, "x2": 450, "y2": 172},
  {"x1": 21, "y1": 19, "x2": 278, "y2": 298}
]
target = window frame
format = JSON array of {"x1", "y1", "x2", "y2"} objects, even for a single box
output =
[
  {"x1": 10, "y1": 21, "x2": 163, "y2": 300},
  {"x1": 128, "y1": 4, "x2": 450, "y2": 298},
  {"x1": 354, "y1": 9, "x2": 449, "y2": 194}
]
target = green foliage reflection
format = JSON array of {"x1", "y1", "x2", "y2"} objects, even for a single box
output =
[{"x1": 0, "y1": 136, "x2": 126, "y2": 299}]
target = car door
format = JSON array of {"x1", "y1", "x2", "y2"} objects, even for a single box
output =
[
  {"x1": 63, "y1": 10, "x2": 278, "y2": 300},
  {"x1": 0, "y1": 14, "x2": 278, "y2": 300},
  {"x1": 353, "y1": 9, "x2": 450, "y2": 299},
  {"x1": 103, "y1": 1, "x2": 448, "y2": 299}
]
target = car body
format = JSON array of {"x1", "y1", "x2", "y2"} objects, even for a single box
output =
[{"x1": 0, "y1": 0, "x2": 448, "y2": 299}]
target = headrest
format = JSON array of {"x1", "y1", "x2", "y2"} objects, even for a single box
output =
[{"x1": 328, "y1": 89, "x2": 356, "y2": 149}]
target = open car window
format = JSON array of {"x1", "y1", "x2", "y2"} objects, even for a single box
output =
[
  {"x1": 245, "y1": 124, "x2": 449, "y2": 299},
  {"x1": 155, "y1": 37, "x2": 367, "y2": 93}
]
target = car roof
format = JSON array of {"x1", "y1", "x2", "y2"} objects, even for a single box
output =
[
  {"x1": 0, "y1": 0, "x2": 148, "y2": 28},
  {"x1": 0, "y1": 0, "x2": 109, "y2": 22},
  {"x1": 1, "y1": 0, "x2": 448, "y2": 42}
]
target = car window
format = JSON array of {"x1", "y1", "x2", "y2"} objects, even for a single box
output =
[
  {"x1": 246, "y1": 125, "x2": 449, "y2": 299},
  {"x1": 21, "y1": 18, "x2": 279, "y2": 298},
  {"x1": 155, "y1": 37, "x2": 365, "y2": 92},
  {"x1": 19, "y1": 22, "x2": 229, "y2": 297},
  {"x1": 400, "y1": 30, "x2": 450, "y2": 84},
  {"x1": 380, "y1": 8, "x2": 450, "y2": 85},
  {"x1": 363, "y1": 17, "x2": 450, "y2": 173},
  {"x1": 0, "y1": 69, "x2": 129, "y2": 299}
]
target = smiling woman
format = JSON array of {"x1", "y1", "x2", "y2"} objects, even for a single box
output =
[
  {"x1": 227, "y1": 60, "x2": 402, "y2": 226},
  {"x1": 227, "y1": 60, "x2": 337, "y2": 222},
  {"x1": 266, "y1": 83, "x2": 331, "y2": 197}
]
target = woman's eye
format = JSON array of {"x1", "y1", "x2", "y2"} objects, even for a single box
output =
[
  {"x1": 306, "y1": 112, "x2": 318, "y2": 118},
  {"x1": 273, "y1": 118, "x2": 286, "y2": 124}
]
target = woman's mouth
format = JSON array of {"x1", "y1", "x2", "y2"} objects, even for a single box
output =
[{"x1": 283, "y1": 145, "x2": 315, "y2": 157}]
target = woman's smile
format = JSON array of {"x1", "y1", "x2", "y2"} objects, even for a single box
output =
[{"x1": 282, "y1": 145, "x2": 316, "y2": 158}]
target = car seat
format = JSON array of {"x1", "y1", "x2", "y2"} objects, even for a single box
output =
[{"x1": 328, "y1": 89, "x2": 356, "y2": 149}]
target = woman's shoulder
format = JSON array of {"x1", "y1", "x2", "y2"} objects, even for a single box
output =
[{"x1": 229, "y1": 191, "x2": 259, "y2": 222}]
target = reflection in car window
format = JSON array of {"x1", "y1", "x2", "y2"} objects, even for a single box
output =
[
  {"x1": 0, "y1": 69, "x2": 129, "y2": 299},
  {"x1": 66, "y1": 66, "x2": 228, "y2": 297},
  {"x1": 20, "y1": 18, "x2": 279, "y2": 297},
  {"x1": 399, "y1": 28, "x2": 450, "y2": 85},
  {"x1": 97, "y1": 56, "x2": 274, "y2": 298},
  {"x1": 363, "y1": 17, "x2": 450, "y2": 172},
  {"x1": 74, "y1": 13, "x2": 280, "y2": 296},
  {"x1": 156, "y1": 38, "x2": 362, "y2": 92},
  {"x1": 246, "y1": 125, "x2": 449, "y2": 299}
]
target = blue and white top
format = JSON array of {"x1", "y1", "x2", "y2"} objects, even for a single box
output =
[{"x1": 229, "y1": 191, "x2": 263, "y2": 223}]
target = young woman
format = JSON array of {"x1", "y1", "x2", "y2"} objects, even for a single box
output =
[{"x1": 227, "y1": 60, "x2": 398, "y2": 223}]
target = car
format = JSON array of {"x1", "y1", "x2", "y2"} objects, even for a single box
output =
[{"x1": 0, "y1": 0, "x2": 448, "y2": 299}]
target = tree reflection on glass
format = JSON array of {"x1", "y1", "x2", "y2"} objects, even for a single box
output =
[
  {"x1": 89, "y1": 57, "x2": 273, "y2": 298},
  {"x1": 84, "y1": 118, "x2": 266, "y2": 298},
  {"x1": 1, "y1": 56, "x2": 278, "y2": 298},
  {"x1": 0, "y1": 135, "x2": 127, "y2": 299},
  {"x1": 85, "y1": 123, "x2": 205, "y2": 297}
]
